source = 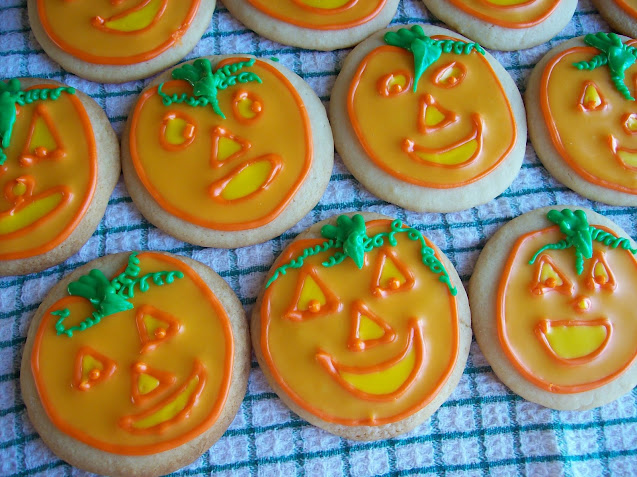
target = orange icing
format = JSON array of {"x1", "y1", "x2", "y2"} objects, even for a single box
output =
[
  {"x1": 347, "y1": 43, "x2": 516, "y2": 189},
  {"x1": 36, "y1": 0, "x2": 200, "y2": 65},
  {"x1": 0, "y1": 86, "x2": 96, "y2": 261},
  {"x1": 614, "y1": 0, "x2": 637, "y2": 17},
  {"x1": 129, "y1": 58, "x2": 312, "y2": 231},
  {"x1": 246, "y1": 0, "x2": 386, "y2": 30},
  {"x1": 446, "y1": 0, "x2": 560, "y2": 28},
  {"x1": 497, "y1": 225, "x2": 637, "y2": 393},
  {"x1": 541, "y1": 43, "x2": 637, "y2": 194},
  {"x1": 261, "y1": 220, "x2": 459, "y2": 425},
  {"x1": 31, "y1": 252, "x2": 234, "y2": 455}
]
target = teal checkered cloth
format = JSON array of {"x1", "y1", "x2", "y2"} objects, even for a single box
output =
[{"x1": 1, "y1": 0, "x2": 636, "y2": 475}]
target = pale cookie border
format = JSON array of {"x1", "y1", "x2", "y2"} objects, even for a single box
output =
[{"x1": 592, "y1": 0, "x2": 637, "y2": 38}]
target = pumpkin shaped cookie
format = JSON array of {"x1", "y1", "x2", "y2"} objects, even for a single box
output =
[
  {"x1": 470, "y1": 206, "x2": 637, "y2": 410},
  {"x1": 330, "y1": 25, "x2": 526, "y2": 212},
  {"x1": 27, "y1": 0, "x2": 216, "y2": 83},
  {"x1": 21, "y1": 251, "x2": 250, "y2": 476},
  {"x1": 0, "y1": 78, "x2": 119, "y2": 277},
  {"x1": 527, "y1": 33, "x2": 637, "y2": 206},
  {"x1": 252, "y1": 213, "x2": 471, "y2": 440},
  {"x1": 222, "y1": 0, "x2": 399, "y2": 51},
  {"x1": 122, "y1": 55, "x2": 333, "y2": 248},
  {"x1": 422, "y1": 0, "x2": 576, "y2": 51},
  {"x1": 592, "y1": 0, "x2": 637, "y2": 38}
]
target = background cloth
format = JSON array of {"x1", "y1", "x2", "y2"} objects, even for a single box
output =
[{"x1": 1, "y1": 0, "x2": 636, "y2": 475}]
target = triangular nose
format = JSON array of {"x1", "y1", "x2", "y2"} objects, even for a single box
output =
[
  {"x1": 210, "y1": 126, "x2": 251, "y2": 167},
  {"x1": 348, "y1": 300, "x2": 396, "y2": 352},
  {"x1": 418, "y1": 94, "x2": 458, "y2": 134}
]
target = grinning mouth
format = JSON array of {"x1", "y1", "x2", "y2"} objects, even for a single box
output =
[
  {"x1": 535, "y1": 318, "x2": 612, "y2": 365},
  {"x1": 92, "y1": 0, "x2": 168, "y2": 34},
  {"x1": 609, "y1": 135, "x2": 637, "y2": 172}
]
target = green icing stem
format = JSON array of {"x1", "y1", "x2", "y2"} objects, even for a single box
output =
[
  {"x1": 53, "y1": 252, "x2": 184, "y2": 337},
  {"x1": 0, "y1": 79, "x2": 75, "y2": 166},
  {"x1": 266, "y1": 216, "x2": 457, "y2": 296}
]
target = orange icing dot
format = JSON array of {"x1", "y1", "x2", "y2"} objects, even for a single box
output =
[
  {"x1": 446, "y1": 0, "x2": 561, "y2": 28},
  {"x1": 36, "y1": 0, "x2": 200, "y2": 65}
]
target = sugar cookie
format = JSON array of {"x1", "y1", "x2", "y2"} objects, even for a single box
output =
[{"x1": 592, "y1": 0, "x2": 637, "y2": 38}]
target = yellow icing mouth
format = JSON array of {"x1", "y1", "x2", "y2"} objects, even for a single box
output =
[
  {"x1": 403, "y1": 114, "x2": 483, "y2": 167},
  {"x1": 535, "y1": 319, "x2": 612, "y2": 365},
  {"x1": 482, "y1": 0, "x2": 535, "y2": 6},
  {"x1": 92, "y1": 0, "x2": 167, "y2": 33},
  {"x1": 297, "y1": 0, "x2": 352, "y2": 9},
  {"x1": 208, "y1": 155, "x2": 282, "y2": 202},
  {"x1": 609, "y1": 135, "x2": 637, "y2": 171},
  {"x1": 315, "y1": 320, "x2": 424, "y2": 401}
]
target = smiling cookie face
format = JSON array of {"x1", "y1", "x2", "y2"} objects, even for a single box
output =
[
  {"x1": 259, "y1": 219, "x2": 462, "y2": 427},
  {"x1": 36, "y1": 0, "x2": 201, "y2": 65},
  {"x1": 347, "y1": 41, "x2": 516, "y2": 188},
  {"x1": 445, "y1": 0, "x2": 560, "y2": 27}
]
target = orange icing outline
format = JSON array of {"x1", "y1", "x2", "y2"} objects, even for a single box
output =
[
  {"x1": 577, "y1": 81, "x2": 607, "y2": 113},
  {"x1": 497, "y1": 224, "x2": 637, "y2": 393},
  {"x1": 529, "y1": 253, "x2": 574, "y2": 296},
  {"x1": 0, "y1": 85, "x2": 96, "y2": 261},
  {"x1": 540, "y1": 43, "x2": 637, "y2": 194},
  {"x1": 129, "y1": 58, "x2": 313, "y2": 231},
  {"x1": 91, "y1": 0, "x2": 168, "y2": 35},
  {"x1": 346, "y1": 299, "x2": 396, "y2": 351},
  {"x1": 370, "y1": 247, "x2": 416, "y2": 298},
  {"x1": 585, "y1": 250, "x2": 617, "y2": 291},
  {"x1": 447, "y1": 0, "x2": 561, "y2": 29},
  {"x1": 245, "y1": 0, "x2": 386, "y2": 30},
  {"x1": 377, "y1": 70, "x2": 413, "y2": 97},
  {"x1": 30, "y1": 252, "x2": 235, "y2": 455},
  {"x1": 535, "y1": 318, "x2": 612, "y2": 366},
  {"x1": 18, "y1": 104, "x2": 67, "y2": 167},
  {"x1": 261, "y1": 219, "x2": 460, "y2": 426},
  {"x1": 417, "y1": 94, "x2": 459, "y2": 134},
  {"x1": 621, "y1": 113, "x2": 637, "y2": 136},
  {"x1": 284, "y1": 265, "x2": 343, "y2": 321},
  {"x1": 36, "y1": 0, "x2": 200, "y2": 65},
  {"x1": 72, "y1": 346, "x2": 117, "y2": 391},
  {"x1": 431, "y1": 61, "x2": 468, "y2": 89},
  {"x1": 347, "y1": 44, "x2": 516, "y2": 188},
  {"x1": 609, "y1": 135, "x2": 637, "y2": 173},
  {"x1": 231, "y1": 90, "x2": 264, "y2": 125},
  {"x1": 130, "y1": 361, "x2": 176, "y2": 406},
  {"x1": 135, "y1": 304, "x2": 182, "y2": 354},
  {"x1": 207, "y1": 155, "x2": 283, "y2": 204},
  {"x1": 615, "y1": 0, "x2": 637, "y2": 17},
  {"x1": 158, "y1": 111, "x2": 197, "y2": 152},
  {"x1": 210, "y1": 126, "x2": 252, "y2": 168}
]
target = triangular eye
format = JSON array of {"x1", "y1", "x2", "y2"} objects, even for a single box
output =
[
  {"x1": 130, "y1": 362, "x2": 176, "y2": 406},
  {"x1": 585, "y1": 251, "x2": 616, "y2": 291},
  {"x1": 417, "y1": 94, "x2": 459, "y2": 134},
  {"x1": 371, "y1": 248, "x2": 416, "y2": 297},
  {"x1": 530, "y1": 254, "x2": 574, "y2": 296},
  {"x1": 377, "y1": 70, "x2": 413, "y2": 97},
  {"x1": 432, "y1": 61, "x2": 467, "y2": 88},
  {"x1": 159, "y1": 112, "x2": 196, "y2": 151},
  {"x1": 232, "y1": 90, "x2": 264, "y2": 124},
  {"x1": 210, "y1": 126, "x2": 251, "y2": 168},
  {"x1": 347, "y1": 300, "x2": 396, "y2": 351},
  {"x1": 623, "y1": 113, "x2": 637, "y2": 135},
  {"x1": 19, "y1": 104, "x2": 66, "y2": 167},
  {"x1": 578, "y1": 81, "x2": 607, "y2": 112},
  {"x1": 284, "y1": 266, "x2": 342, "y2": 321},
  {"x1": 73, "y1": 346, "x2": 117, "y2": 391},
  {"x1": 135, "y1": 305, "x2": 182, "y2": 354}
]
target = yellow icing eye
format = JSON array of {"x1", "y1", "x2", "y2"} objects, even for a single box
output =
[
  {"x1": 371, "y1": 248, "x2": 415, "y2": 297},
  {"x1": 377, "y1": 71, "x2": 413, "y2": 97},
  {"x1": 432, "y1": 62, "x2": 467, "y2": 88},
  {"x1": 284, "y1": 266, "x2": 342, "y2": 321},
  {"x1": 623, "y1": 113, "x2": 637, "y2": 135},
  {"x1": 530, "y1": 254, "x2": 573, "y2": 296},
  {"x1": 232, "y1": 90, "x2": 264, "y2": 124},
  {"x1": 578, "y1": 81, "x2": 606, "y2": 112},
  {"x1": 585, "y1": 251, "x2": 617, "y2": 291},
  {"x1": 159, "y1": 112, "x2": 196, "y2": 151}
]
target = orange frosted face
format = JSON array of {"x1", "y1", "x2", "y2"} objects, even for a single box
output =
[
  {"x1": 541, "y1": 44, "x2": 637, "y2": 194},
  {"x1": 498, "y1": 226, "x2": 637, "y2": 393},
  {"x1": 36, "y1": 0, "x2": 200, "y2": 65},
  {"x1": 31, "y1": 253, "x2": 234, "y2": 455},
  {"x1": 447, "y1": 0, "x2": 560, "y2": 27},
  {"x1": 246, "y1": 0, "x2": 386, "y2": 29},
  {"x1": 0, "y1": 86, "x2": 96, "y2": 261},
  {"x1": 261, "y1": 220, "x2": 459, "y2": 425},
  {"x1": 129, "y1": 58, "x2": 312, "y2": 231},
  {"x1": 347, "y1": 43, "x2": 516, "y2": 188}
]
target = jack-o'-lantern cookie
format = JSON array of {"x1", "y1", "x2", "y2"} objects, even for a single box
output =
[
  {"x1": 222, "y1": 0, "x2": 399, "y2": 51},
  {"x1": 593, "y1": 0, "x2": 637, "y2": 38},
  {"x1": 470, "y1": 206, "x2": 637, "y2": 410},
  {"x1": 21, "y1": 251, "x2": 250, "y2": 476},
  {"x1": 252, "y1": 213, "x2": 471, "y2": 440},
  {"x1": 330, "y1": 25, "x2": 526, "y2": 213},
  {"x1": 27, "y1": 0, "x2": 216, "y2": 83},
  {"x1": 422, "y1": 0, "x2": 576, "y2": 51},
  {"x1": 527, "y1": 33, "x2": 637, "y2": 206},
  {"x1": 122, "y1": 55, "x2": 333, "y2": 248},
  {"x1": 0, "y1": 79, "x2": 119, "y2": 277}
]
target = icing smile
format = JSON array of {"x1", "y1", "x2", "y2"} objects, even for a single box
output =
[
  {"x1": 315, "y1": 319, "x2": 425, "y2": 401},
  {"x1": 402, "y1": 114, "x2": 484, "y2": 167},
  {"x1": 609, "y1": 135, "x2": 637, "y2": 172},
  {"x1": 535, "y1": 318, "x2": 612, "y2": 365},
  {"x1": 92, "y1": 0, "x2": 168, "y2": 34}
]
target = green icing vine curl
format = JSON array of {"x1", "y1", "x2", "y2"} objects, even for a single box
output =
[
  {"x1": 157, "y1": 58, "x2": 262, "y2": 119},
  {"x1": 384, "y1": 25, "x2": 485, "y2": 92},
  {"x1": 0, "y1": 79, "x2": 75, "y2": 166},
  {"x1": 53, "y1": 252, "x2": 184, "y2": 337},
  {"x1": 266, "y1": 214, "x2": 457, "y2": 296},
  {"x1": 529, "y1": 209, "x2": 637, "y2": 275}
]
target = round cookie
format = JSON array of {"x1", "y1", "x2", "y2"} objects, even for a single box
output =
[
  {"x1": 122, "y1": 55, "x2": 333, "y2": 248},
  {"x1": 252, "y1": 212, "x2": 471, "y2": 440},
  {"x1": 526, "y1": 33, "x2": 637, "y2": 207},
  {"x1": 27, "y1": 0, "x2": 216, "y2": 83},
  {"x1": 593, "y1": 0, "x2": 637, "y2": 38},
  {"x1": 470, "y1": 206, "x2": 637, "y2": 411},
  {"x1": 221, "y1": 0, "x2": 400, "y2": 51},
  {"x1": 330, "y1": 25, "x2": 527, "y2": 213},
  {"x1": 422, "y1": 0, "x2": 577, "y2": 51},
  {"x1": 0, "y1": 78, "x2": 119, "y2": 277},
  {"x1": 21, "y1": 251, "x2": 250, "y2": 476}
]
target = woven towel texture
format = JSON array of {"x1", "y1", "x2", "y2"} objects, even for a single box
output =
[{"x1": 1, "y1": 0, "x2": 636, "y2": 475}]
